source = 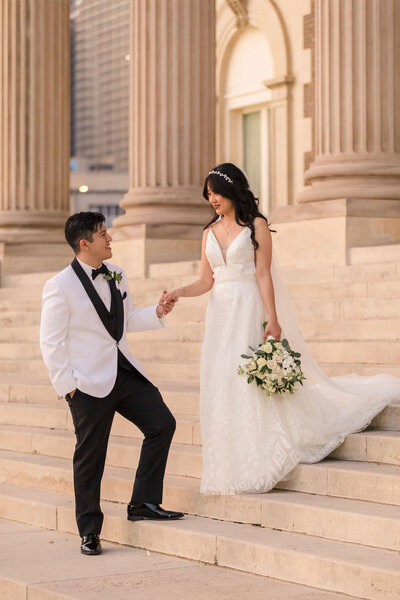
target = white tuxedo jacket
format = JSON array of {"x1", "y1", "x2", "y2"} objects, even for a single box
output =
[{"x1": 40, "y1": 261, "x2": 165, "y2": 398}]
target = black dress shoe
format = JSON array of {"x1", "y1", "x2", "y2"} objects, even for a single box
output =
[
  {"x1": 81, "y1": 534, "x2": 102, "y2": 555},
  {"x1": 127, "y1": 502, "x2": 184, "y2": 521}
]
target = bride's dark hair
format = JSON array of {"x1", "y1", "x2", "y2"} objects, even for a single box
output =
[{"x1": 203, "y1": 163, "x2": 274, "y2": 250}]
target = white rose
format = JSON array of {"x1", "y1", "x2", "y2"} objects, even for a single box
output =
[
  {"x1": 257, "y1": 357, "x2": 267, "y2": 368},
  {"x1": 267, "y1": 360, "x2": 277, "y2": 370},
  {"x1": 249, "y1": 360, "x2": 257, "y2": 372},
  {"x1": 261, "y1": 342, "x2": 273, "y2": 354}
]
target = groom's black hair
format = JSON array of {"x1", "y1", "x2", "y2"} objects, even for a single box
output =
[{"x1": 65, "y1": 211, "x2": 106, "y2": 254}]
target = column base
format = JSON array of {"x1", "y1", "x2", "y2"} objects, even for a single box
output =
[
  {"x1": 270, "y1": 199, "x2": 400, "y2": 268},
  {"x1": 0, "y1": 210, "x2": 69, "y2": 244},
  {"x1": 109, "y1": 224, "x2": 203, "y2": 278}
]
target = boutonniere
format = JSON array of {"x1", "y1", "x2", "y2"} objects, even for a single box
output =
[{"x1": 103, "y1": 271, "x2": 123, "y2": 285}]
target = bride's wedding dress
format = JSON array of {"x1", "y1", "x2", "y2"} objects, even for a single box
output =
[{"x1": 200, "y1": 225, "x2": 400, "y2": 495}]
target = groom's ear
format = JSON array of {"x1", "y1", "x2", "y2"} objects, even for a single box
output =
[{"x1": 78, "y1": 238, "x2": 89, "y2": 253}]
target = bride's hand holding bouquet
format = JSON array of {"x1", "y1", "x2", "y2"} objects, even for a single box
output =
[
  {"x1": 238, "y1": 322, "x2": 305, "y2": 397},
  {"x1": 264, "y1": 319, "x2": 282, "y2": 341}
]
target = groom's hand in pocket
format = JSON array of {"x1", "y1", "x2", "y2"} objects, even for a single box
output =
[{"x1": 156, "y1": 290, "x2": 178, "y2": 317}]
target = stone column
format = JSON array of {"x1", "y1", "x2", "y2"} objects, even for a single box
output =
[
  {"x1": 112, "y1": 0, "x2": 215, "y2": 274},
  {"x1": 0, "y1": 0, "x2": 70, "y2": 243},
  {"x1": 299, "y1": 0, "x2": 400, "y2": 203},
  {"x1": 273, "y1": 0, "x2": 400, "y2": 267}
]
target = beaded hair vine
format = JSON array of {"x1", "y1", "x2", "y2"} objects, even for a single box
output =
[{"x1": 208, "y1": 170, "x2": 233, "y2": 184}]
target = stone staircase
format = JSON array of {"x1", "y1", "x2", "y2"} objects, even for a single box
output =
[{"x1": 0, "y1": 244, "x2": 400, "y2": 599}]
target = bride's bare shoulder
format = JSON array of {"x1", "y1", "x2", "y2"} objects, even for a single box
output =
[{"x1": 202, "y1": 226, "x2": 212, "y2": 241}]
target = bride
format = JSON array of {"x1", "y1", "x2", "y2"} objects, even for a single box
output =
[{"x1": 164, "y1": 163, "x2": 400, "y2": 495}]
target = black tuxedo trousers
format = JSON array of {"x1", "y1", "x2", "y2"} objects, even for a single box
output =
[{"x1": 66, "y1": 356, "x2": 176, "y2": 537}]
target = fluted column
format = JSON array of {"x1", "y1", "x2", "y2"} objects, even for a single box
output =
[
  {"x1": 0, "y1": 0, "x2": 70, "y2": 242},
  {"x1": 113, "y1": 0, "x2": 215, "y2": 235},
  {"x1": 298, "y1": 0, "x2": 400, "y2": 203}
]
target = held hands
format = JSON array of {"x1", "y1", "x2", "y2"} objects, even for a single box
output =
[
  {"x1": 162, "y1": 289, "x2": 180, "y2": 304},
  {"x1": 264, "y1": 320, "x2": 282, "y2": 341},
  {"x1": 156, "y1": 290, "x2": 178, "y2": 318}
]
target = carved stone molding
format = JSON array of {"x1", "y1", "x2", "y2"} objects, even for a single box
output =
[{"x1": 226, "y1": 0, "x2": 248, "y2": 28}]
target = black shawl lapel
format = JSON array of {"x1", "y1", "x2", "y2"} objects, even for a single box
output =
[
  {"x1": 71, "y1": 258, "x2": 116, "y2": 340},
  {"x1": 109, "y1": 279, "x2": 124, "y2": 342}
]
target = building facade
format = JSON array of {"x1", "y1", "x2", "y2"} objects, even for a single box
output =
[
  {"x1": 1, "y1": 0, "x2": 399, "y2": 274},
  {"x1": 70, "y1": 0, "x2": 130, "y2": 172}
]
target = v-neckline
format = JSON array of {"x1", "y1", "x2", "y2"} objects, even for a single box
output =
[{"x1": 209, "y1": 226, "x2": 247, "y2": 265}]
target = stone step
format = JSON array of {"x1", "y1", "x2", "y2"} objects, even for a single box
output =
[
  {"x1": 0, "y1": 285, "x2": 43, "y2": 301},
  {"x1": 1, "y1": 377, "x2": 399, "y2": 434},
  {"x1": 12, "y1": 335, "x2": 400, "y2": 365},
  {"x1": 0, "y1": 403, "x2": 201, "y2": 446},
  {"x1": 260, "y1": 489, "x2": 400, "y2": 552},
  {"x1": 0, "y1": 358, "x2": 48, "y2": 377},
  {"x1": 350, "y1": 243, "x2": 400, "y2": 265},
  {"x1": 2, "y1": 280, "x2": 399, "y2": 327},
  {"x1": 0, "y1": 481, "x2": 399, "y2": 599},
  {"x1": 132, "y1": 318, "x2": 400, "y2": 342},
  {"x1": 3, "y1": 254, "x2": 71, "y2": 277},
  {"x1": 322, "y1": 363, "x2": 400, "y2": 378},
  {"x1": 0, "y1": 425, "x2": 202, "y2": 478},
  {"x1": 0, "y1": 325, "x2": 39, "y2": 343},
  {"x1": 292, "y1": 279, "x2": 400, "y2": 300},
  {"x1": 149, "y1": 256, "x2": 400, "y2": 284},
  {"x1": 0, "y1": 479, "x2": 398, "y2": 555},
  {"x1": 149, "y1": 260, "x2": 201, "y2": 279},
  {"x1": 0, "y1": 311, "x2": 40, "y2": 327},
  {"x1": 133, "y1": 294, "x2": 400, "y2": 324},
  {"x1": 143, "y1": 358, "x2": 400, "y2": 382},
  {"x1": 4, "y1": 242, "x2": 72, "y2": 257},
  {"x1": 0, "y1": 378, "x2": 200, "y2": 414},
  {"x1": 331, "y1": 428, "x2": 400, "y2": 465},
  {"x1": 3, "y1": 270, "x2": 56, "y2": 288},
  {"x1": 300, "y1": 319, "x2": 400, "y2": 341},
  {"x1": 2, "y1": 269, "x2": 196, "y2": 292},
  {"x1": 2, "y1": 440, "x2": 400, "y2": 508},
  {"x1": 282, "y1": 261, "x2": 400, "y2": 284},
  {"x1": 307, "y1": 340, "x2": 400, "y2": 365},
  {"x1": 1, "y1": 419, "x2": 400, "y2": 481},
  {"x1": 2, "y1": 319, "x2": 400, "y2": 350},
  {"x1": 0, "y1": 298, "x2": 39, "y2": 312},
  {"x1": 3, "y1": 252, "x2": 399, "y2": 295},
  {"x1": 0, "y1": 340, "x2": 206, "y2": 362},
  {"x1": 0, "y1": 517, "x2": 352, "y2": 600},
  {"x1": 139, "y1": 296, "x2": 400, "y2": 324}
]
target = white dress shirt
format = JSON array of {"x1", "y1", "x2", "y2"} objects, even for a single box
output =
[{"x1": 77, "y1": 258, "x2": 111, "y2": 311}]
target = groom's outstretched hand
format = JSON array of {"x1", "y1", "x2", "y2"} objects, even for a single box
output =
[{"x1": 156, "y1": 290, "x2": 178, "y2": 317}]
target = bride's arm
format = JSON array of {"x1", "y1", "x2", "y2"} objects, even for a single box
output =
[
  {"x1": 254, "y1": 218, "x2": 282, "y2": 341},
  {"x1": 164, "y1": 229, "x2": 214, "y2": 300}
]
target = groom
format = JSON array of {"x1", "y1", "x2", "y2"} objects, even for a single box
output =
[{"x1": 40, "y1": 211, "x2": 183, "y2": 556}]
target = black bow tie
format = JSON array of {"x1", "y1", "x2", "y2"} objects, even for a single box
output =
[{"x1": 92, "y1": 264, "x2": 109, "y2": 280}]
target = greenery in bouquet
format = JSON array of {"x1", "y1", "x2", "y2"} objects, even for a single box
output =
[{"x1": 237, "y1": 322, "x2": 306, "y2": 397}]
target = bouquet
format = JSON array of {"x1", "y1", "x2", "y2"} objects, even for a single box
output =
[{"x1": 237, "y1": 323, "x2": 305, "y2": 397}]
